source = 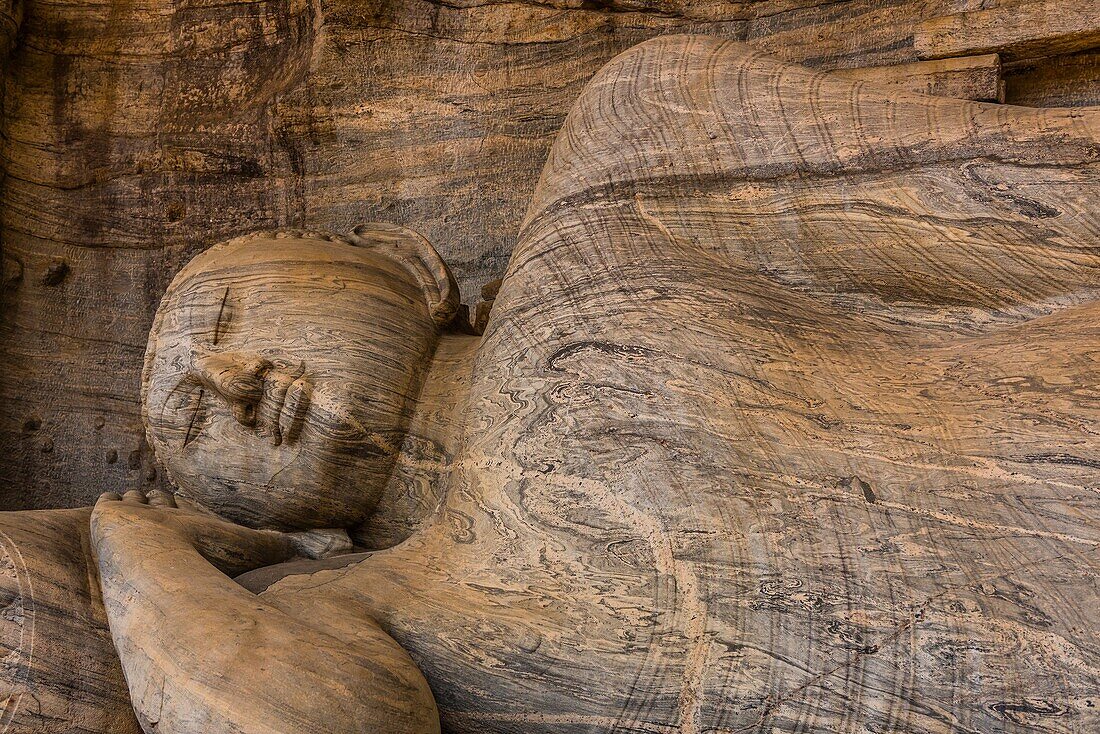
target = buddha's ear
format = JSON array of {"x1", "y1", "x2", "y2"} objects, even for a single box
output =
[{"x1": 348, "y1": 223, "x2": 460, "y2": 328}]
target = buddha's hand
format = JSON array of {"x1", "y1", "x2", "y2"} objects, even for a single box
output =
[
  {"x1": 91, "y1": 489, "x2": 315, "y2": 578},
  {"x1": 91, "y1": 489, "x2": 439, "y2": 734}
]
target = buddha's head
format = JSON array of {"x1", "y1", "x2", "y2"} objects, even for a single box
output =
[{"x1": 143, "y1": 224, "x2": 458, "y2": 530}]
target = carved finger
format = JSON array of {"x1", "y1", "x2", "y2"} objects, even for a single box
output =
[
  {"x1": 97, "y1": 491, "x2": 122, "y2": 503},
  {"x1": 147, "y1": 490, "x2": 177, "y2": 508},
  {"x1": 122, "y1": 490, "x2": 149, "y2": 504}
]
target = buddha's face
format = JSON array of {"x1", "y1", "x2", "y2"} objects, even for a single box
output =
[{"x1": 144, "y1": 233, "x2": 441, "y2": 530}]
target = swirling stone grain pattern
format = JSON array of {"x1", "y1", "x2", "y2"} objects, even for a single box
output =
[
  {"x1": 264, "y1": 36, "x2": 1100, "y2": 733},
  {"x1": 0, "y1": 509, "x2": 139, "y2": 733}
]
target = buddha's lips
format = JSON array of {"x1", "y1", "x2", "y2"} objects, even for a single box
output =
[{"x1": 275, "y1": 376, "x2": 311, "y2": 446}]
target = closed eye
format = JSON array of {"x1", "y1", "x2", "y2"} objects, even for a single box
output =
[
  {"x1": 164, "y1": 376, "x2": 208, "y2": 449},
  {"x1": 183, "y1": 388, "x2": 206, "y2": 447}
]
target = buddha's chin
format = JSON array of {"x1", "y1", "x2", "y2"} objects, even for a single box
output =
[
  {"x1": 170, "y1": 474, "x2": 382, "y2": 532},
  {"x1": 158, "y1": 430, "x2": 395, "y2": 530}
]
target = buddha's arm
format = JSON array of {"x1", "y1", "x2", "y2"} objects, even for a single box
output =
[{"x1": 90, "y1": 491, "x2": 439, "y2": 734}]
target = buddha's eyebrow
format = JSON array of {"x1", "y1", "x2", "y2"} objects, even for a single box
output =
[{"x1": 212, "y1": 286, "x2": 231, "y2": 346}]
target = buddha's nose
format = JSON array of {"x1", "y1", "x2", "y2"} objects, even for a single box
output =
[{"x1": 192, "y1": 351, "x2": 272, "y2": 427}]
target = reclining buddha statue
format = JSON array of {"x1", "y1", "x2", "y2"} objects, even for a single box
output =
[{"x1": 3, "y1": 35, "x2": 1100, "y2": 734}]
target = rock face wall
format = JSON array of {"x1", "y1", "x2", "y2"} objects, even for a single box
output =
[{"x1": 1, "y1": 0, "x2": 1097, "y2": 509}]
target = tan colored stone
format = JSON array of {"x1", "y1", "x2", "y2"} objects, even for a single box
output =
[
  {"x1": 74, "y1": 35, "x2": 1100, "y2": 733},
  {"x1": 916, "y1": 0, "x2": 1100, "y2": 61},
  {"x1": 832, "y1": 54, "x2": 1003, "y2": 102},
  {"x1": 0, "y1": 509, "x2": 141, "y2": 733},
  {"x1": 5, "y1": 1, "x2": 1099, "y2": 512}
]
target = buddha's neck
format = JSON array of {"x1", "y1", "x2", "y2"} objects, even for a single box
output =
[
  {"x1": 409, "y1": 332, "x2": 482, "y2": 455},
  {"x1": 352, "y1": 332, "x2": 480, "y2": 549}
]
